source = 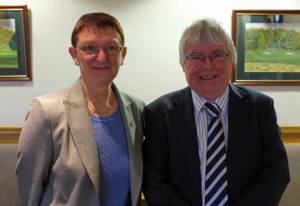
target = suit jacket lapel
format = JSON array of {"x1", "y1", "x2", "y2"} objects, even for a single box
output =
[
  {"x1": 227, "y1": 84, "x2": 250, "y2": 194},
  {"x1": 170, "y1": 88, "x2": 202, "y2": 205},
  {"x1": 64, "y1": 80, "x2": 100, "y2": 195}
]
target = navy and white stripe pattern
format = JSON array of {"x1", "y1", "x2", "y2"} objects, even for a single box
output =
[{"x1": 204, "y1": 102, "x2": 228, "y2": 206}]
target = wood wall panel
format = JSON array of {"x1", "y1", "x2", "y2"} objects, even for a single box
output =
[{"x1": 0, "y1": 126, "x2": 299, "y2": 144}]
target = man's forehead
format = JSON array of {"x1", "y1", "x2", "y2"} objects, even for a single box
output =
[{"x1": 185, "y1": 39, "x2": 227, "y2": 52}]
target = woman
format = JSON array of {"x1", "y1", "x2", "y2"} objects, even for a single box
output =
[{"x1": 16, "y1": 12, "x2": 144, "y2": 206}]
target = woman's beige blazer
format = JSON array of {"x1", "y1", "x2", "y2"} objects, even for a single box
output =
[{"x1": 16, "y1": 80, "x2": 145, "y2": 206}]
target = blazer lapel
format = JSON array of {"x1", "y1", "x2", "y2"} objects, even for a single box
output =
[
  {"x1": 170, "y1": 88, "x2": 202, "y2": 205},
  {"x1": 114, "y1": 86, "x2": 137, "y2": 149},
  {"x1": 113, "y1": 84, "x2": 142, "y2": 206},
  {"x1": 64, "y1": 81, "x2": 100, "y2": 195},
  {"x1": 227, "y1": 84, "x2": 250, "y2": 194}
]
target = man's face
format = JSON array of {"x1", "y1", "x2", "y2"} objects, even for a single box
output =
[
  {"x1": 182, "y1": 39, "x2": 234, "y2": 100},
  {"x1": 69, "y1": 26, "x2": 126, "y2": 87}
]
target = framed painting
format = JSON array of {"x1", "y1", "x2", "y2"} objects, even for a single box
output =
[
  {"x1": 0, "y1": 5, "x2": 31, "y2": 81},
  {"x1": 232, "y1": 10, "x2": 300, "y2": 85}
]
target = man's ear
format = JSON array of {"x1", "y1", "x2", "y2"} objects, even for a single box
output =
[
  {"x1": 230, "y1": 62, "x2": 236, "y2": 82},
  {"x1": 231, "y1": 62, "x2": 236, "y2": 72},
  {"x1": 69, "y1": 46, "x2": 79, "y2": 65}
]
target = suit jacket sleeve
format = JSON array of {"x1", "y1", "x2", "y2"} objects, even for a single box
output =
[
  {"x1": 230, "y1": 97, "x2": 290, "y2": 206},
  {"x1": 16, "y1": 98, "x2": 53, "y2": 206},
  {"x1": 142, "y1": 106, "x2": 192, "y2": 206}
]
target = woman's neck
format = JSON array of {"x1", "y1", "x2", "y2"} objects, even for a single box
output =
[{"x1": 80, "y1": 79, "x2": 118, "y2": 116}]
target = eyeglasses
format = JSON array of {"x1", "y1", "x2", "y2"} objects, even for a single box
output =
[
  {"x1": 76, "y1": 43, "x2": 122, "y2": 56},
  {"x1": 185, "y1": 51, "x2": 229, "y2": 67}
]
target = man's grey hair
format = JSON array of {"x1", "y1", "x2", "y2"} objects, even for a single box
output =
[{"x1": 179, "y1": 18, "x2": 237, "y2": 66}]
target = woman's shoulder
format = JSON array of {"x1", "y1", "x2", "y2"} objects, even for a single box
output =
[
  {"x1": 34, "y1": 86, "x2": 71, "y2": 106},
  {"x1": 119, "y1": 91, "x2": 145, "y2": 108},
  {"x1": 112, "y1": 84, "x2": 145, "y2": 109}
]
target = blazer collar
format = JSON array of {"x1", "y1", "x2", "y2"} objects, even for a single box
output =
[
  {"x1": 111, "y1": 84, "x2": 136, "y2": 148},
  {"x1": 113, "y1": 85, "x2": 142, "y2": 206},
  {"x1": 227, "y1": 84, "x2": 251, "y2": 192},
  {"x1": 171, "y1": 87, "x2": 202, "y2": 205},
  {"x1": 63, "y1": 80, "x2": 100, "y2": 196}
]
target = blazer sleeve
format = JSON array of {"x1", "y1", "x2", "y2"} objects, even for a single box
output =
[
  {"x1": 16, "y1": 98, "x2": 53, "y2": 206},
  {"x1": 142, "y1": 106, "x2": 192, "y2": 206},
  {"x1": 231, "y1": 98, "x2": 290, "y2": 206}
]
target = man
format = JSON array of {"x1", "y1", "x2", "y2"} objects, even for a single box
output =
[{"x1": 142, "y1": 18, "x2": 290, "y2": 206}]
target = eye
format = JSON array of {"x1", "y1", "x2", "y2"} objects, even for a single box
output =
[
  {"x1": 81, "y1": 45, "x2": 98, "y2": 53},
  {"x1": 187, "y1": 54, "x2": 205, "y2": 61},
  {"x1": 211, "y1": 51, "x2": 226, "y2": 59},
  {"x1": 194, "y1": 55, "x2": 206, "y2": 61},
  {"x1": 104, "y1": 44, "x2": 120, "y2": 52}
]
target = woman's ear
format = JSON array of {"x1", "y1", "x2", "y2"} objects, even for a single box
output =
[
  {"x1": 69, "y1": 46, "x2": 79, "y2": 65},
  {"x1": 120, "y1": 46, "x2": 127, "y2": 65}
]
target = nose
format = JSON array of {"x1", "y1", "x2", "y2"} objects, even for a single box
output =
[
  {"x1": 202, "y1": 57, "x2": 214, "y2": 69},
  {"x1": 96, "y1": 48, "x2": 108, "y2": 62}
]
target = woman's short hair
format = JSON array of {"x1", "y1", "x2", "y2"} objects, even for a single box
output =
[{"x1": 71, "y1": 12, "x2": 125, "y2": 47}]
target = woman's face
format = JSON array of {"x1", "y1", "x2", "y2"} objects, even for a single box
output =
[{"x1": 69, "y1": 26, "x2": 126, "y2": 87}]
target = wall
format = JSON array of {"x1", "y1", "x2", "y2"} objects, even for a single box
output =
[{"x1": 0, "y1": 0, "x2": 300, "y2": 126}]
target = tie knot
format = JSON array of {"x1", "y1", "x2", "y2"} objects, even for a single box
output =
[{"x1": 204, "y1": 102, "x2": 220, "y2": 117}]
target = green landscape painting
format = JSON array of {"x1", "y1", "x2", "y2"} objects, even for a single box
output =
[
  {"x1": 0, "y1": 19, "x2": 18, "y2": 68},
  {"x1": 245, "y1": 23, "x2": 300, "y2": 72}
]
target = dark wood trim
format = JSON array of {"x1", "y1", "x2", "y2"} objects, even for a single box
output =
[{"x1": 0, "y1": 126, "x2": 299, "y2": 144}]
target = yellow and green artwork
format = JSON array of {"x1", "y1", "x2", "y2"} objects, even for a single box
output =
[
  {"x1": 245, "y1": 23, "x2": 300, "y2": 73},
  {"x1": 0, "y1": 19, "x2": 18, "y2": 68}
]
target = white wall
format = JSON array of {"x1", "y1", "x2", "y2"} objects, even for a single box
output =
[{"x1": 0, "y1": 0, "x2": 300, "y2": 126}]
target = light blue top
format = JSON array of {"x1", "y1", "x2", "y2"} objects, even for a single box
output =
[{"x1": 91, "y1": 107, "x2": 130, "y2": 206}]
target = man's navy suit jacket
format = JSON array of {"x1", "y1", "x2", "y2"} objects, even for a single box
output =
[{"x1": 143, "y1": 84, "x2": 290, "y2": 206}]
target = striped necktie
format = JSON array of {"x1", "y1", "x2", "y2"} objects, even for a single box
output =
[{"x1": 204, "y1": 102, "x2": 228, "y2": 206}]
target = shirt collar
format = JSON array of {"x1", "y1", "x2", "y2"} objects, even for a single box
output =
[{"x1": 191, "y1": 87, "x2": 229, "y2": 115}]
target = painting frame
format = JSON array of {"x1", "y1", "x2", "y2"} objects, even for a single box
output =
[
  {"x1": 232, "y1": 10, "x2": 300, "y2": 85},
  {"x1": 0, "y1": 5, "x2": 31, "y2": 81}
]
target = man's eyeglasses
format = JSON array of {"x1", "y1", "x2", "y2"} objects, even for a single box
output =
[
  {"x1": 185, "y1": 51, "x2": 229, "y2": 67},
  {"x1": 76, "y1": 43, "x2": 122, "y2": 56}
]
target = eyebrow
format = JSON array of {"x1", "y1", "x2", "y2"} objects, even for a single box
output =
[
  {"x1": 77, "y1": 40, "x2": 120, "y2": 46},
  {"x1": 189, "y1": 49, "x2": 226, "y2": 55}
]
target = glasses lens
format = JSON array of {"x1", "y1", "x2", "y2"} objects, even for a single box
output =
[
  {"x1": 211, "y1": 52, "x2": 227, "y2": 66},
  {"x1": 78, "y1": 45, "x2": 98, "y2": 55},
  {"x1": 103, "y1": 43, "x2": 121, "y2": 54},
  {"x1": 185, "y1": 54, "x2": 205, "y2": 66}
]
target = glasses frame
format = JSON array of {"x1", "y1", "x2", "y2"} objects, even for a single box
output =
[
  {"x1": 185, "y1": 52, "x2": 229, "y2": 67},
  {"x1": 75, "y1": 43, "x2": 122, "y2": 56}
]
